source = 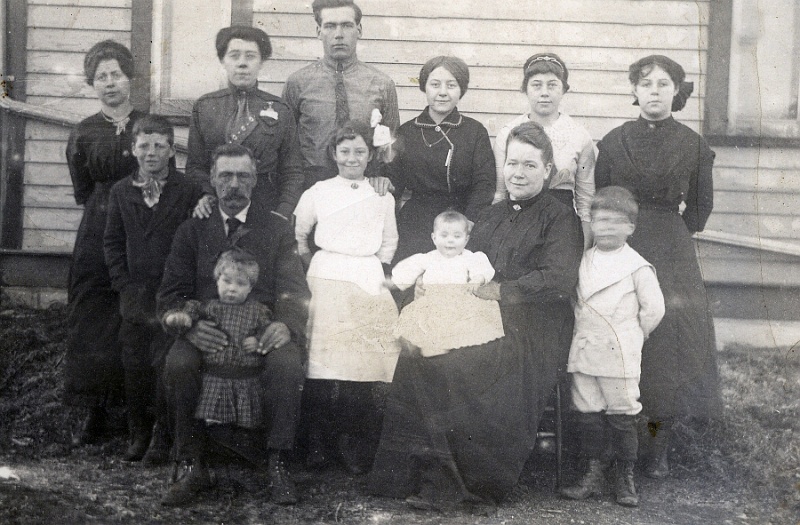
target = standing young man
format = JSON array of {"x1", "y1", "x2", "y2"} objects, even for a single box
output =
[{"x1": 282, "y1": 0, "x2": 400, "y2": 187}]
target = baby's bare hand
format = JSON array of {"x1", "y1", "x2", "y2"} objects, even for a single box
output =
[{"x1": 242, "y1": 336, "x2": 259, "y2": 353}]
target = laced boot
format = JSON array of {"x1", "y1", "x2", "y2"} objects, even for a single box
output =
[
  {"x1": 560, "y1": 458, "x2": 608, "y2": 500},
  {"x1": 614, "y1": 460, "x2": 639, "y2": 507},
  {"x1": 267, "y1": 450, "x2": 298, "y2": 505},
  {"x1": 161, "y1": 459, "x2": 214, "y2": 507},
  {"x1": 141, "y1": 421, "x2": 172, "y2": 467}
]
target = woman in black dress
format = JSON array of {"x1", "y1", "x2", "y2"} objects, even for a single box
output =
[
  {"x1": 369, "y1": 122, "x2": 583, "y2": 508},
  {"x1": 594, "y1": 55, "x2": 721, "y2": 478},
  {"x1": 65, "y1": 40, "x2": 145, "y2": 445},
  {"x1": 386, "y1": 56, "x2": 495, "y2": 264}
]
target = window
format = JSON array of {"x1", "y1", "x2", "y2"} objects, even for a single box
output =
[{"x1": 707, "y1": 0, "x2": 800, "y2": 141}]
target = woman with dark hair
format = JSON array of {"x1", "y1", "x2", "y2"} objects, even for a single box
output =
[
  {"x1": 493, "y1": 52, "x2": 596, "y2": 245},
  {"x1": 369, "y1": 121, "x2": 583, "y2": 508},
  {"x1": 594, "y1": 55, "x2": 720, "y2": 478},
  {"x1": 65, "y1": 40, "x2": 146, "y2": 445},
  {"x1": 387, "y1": 56, "x2": 495, "y2": 264}
]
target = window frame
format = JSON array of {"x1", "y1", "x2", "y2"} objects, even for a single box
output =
[{"x1": 705, "y1": 0, "x2": 800, "y2": 147}]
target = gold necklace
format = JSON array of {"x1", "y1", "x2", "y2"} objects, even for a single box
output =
[{"x1": 420, "y1": 125, "x2": 452, "y2": 148}]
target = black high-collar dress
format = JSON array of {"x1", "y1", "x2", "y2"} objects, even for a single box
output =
[{"x1": 595, "y1": 115, "x2": 720, "y2": 420}]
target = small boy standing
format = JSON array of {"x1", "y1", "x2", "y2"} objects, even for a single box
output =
[
  {"x1": 104, "y1": 115, "x2": 203, "y2": 462},
  {"x1": 163, "y1": 249, "x2": 273, "y2": 430},
  {"x1": 561, "y1": 186, "x2": 665, "y2": 507}
]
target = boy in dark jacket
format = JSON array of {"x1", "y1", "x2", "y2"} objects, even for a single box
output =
[{"x1": 104, "y1": 114, "x2": 203, "y2": 462}]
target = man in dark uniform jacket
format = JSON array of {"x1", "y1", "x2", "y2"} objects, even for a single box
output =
[
  {"x1": 187, "y1": 25, "x2": 303, "y2": 219},
  {"x1": 157, "y1": 144, "x2": 309, "y2": 506}
]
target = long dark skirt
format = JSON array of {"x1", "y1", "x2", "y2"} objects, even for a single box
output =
[
  {"x1": 629, "y1": 208, "x2": 721, "y2": 420},
  {"x1": 368, "y1": 302, "x2": 571, "y2": 504},
  {"x1": 63, "y1": 185, "x2": 124, "y2": 407}
]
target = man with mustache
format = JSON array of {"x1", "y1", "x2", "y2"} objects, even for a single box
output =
[{"x1": 157, "y1": 144, "x2": 309, "y2": 506}]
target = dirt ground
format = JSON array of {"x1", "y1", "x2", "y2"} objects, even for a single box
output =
[{"x1": 0, "y1": 306, "x2": 797, "y2": 525}]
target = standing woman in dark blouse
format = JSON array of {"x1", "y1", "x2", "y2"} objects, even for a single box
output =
[
  {"x1": 594, "y1": 55, "x2": 720, "y2": 478},
  {"x1": 65, "y1": 40, "x2": 145, "y2": 445},
  {"x1": 387, "y1": 56, "x2": 495, "y2": 263}
]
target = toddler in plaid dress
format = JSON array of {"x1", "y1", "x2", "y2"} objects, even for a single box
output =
[{"x1": 164, "y1": 249, "x2": 271, "y2": 429}]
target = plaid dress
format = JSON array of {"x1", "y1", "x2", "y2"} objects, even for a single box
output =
[{"x1": 183, "y1": 299, "x2": 271, "y2": 428}]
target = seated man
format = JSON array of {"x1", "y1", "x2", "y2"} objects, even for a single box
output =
[{"x1": 157, "y1": 144, "x2": 309, "y2": 507}]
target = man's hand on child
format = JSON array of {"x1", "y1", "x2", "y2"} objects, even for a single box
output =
[
  {"x1": 473, "y1": 281, "x2": 501, "y2": 301},
  {"x1": 186, "y1": 319, "x2": 227, "y2": 353},
  {"x1": 368, "y1": 176, "x2": 394, "y2": 196},
  {"x1": 192, "y1": 194, "x2": 216, "y2": 219},
  {"x1": 257, "y1": 322, "x2": 291, "y2": 354}
]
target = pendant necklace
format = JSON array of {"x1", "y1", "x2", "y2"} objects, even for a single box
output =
[{"x1": 101, "y1": 110, "x2": 132, "y2": 135}]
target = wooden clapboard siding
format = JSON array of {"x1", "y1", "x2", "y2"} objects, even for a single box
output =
[
  {"x1": 21, "y1": 0, "x2": 132, "y2": 251},
  {"x1": 14, "y1": 0, "x2": 800, "y2": 289}
]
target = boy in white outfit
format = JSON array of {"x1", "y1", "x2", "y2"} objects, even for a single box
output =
[{"x1": 561, "y1": 186, "x2": 665, "y2": 508}]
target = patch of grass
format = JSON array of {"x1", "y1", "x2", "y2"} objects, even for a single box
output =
[{"x1": 668, "y1": 343, "x2": 800, "y2": 517}]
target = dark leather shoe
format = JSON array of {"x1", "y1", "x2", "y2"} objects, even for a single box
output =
[
  {"x1": 123, "y1": 431, "x2": 151, "y2": 462},
  {"x1": 267, "y1": 451, "x2": 298, "y2": 505},
  {"x1": 71, "y1": 407, "x2": 106, "y2": 446},
  {"x1": 161, "y1": 460, "x2": 214, "y2": 507},
  {"x1": 142, "y1": 422, "x2": 171, "y2": 467}
]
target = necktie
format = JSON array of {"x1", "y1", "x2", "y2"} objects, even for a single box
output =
[
  {"x1": 335, "y1": 62, "x2": 350, "y2": 126},
  {"x1": 227, "y1": 92, "x2": 251, "y2": 142},
  {"x1": 226, "y1": 217, "x2": 242, "y2": 238}
]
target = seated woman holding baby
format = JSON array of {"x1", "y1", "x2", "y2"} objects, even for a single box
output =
[{"x1": 368, "y1": 121, "x2": 584, "y2": 509}]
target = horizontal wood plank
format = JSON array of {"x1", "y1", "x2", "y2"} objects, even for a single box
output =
[
  {"x1": 23, "y1": 208, "x2": 83, "y2": 231},
  {"x1": 25, "y1": 139, "x2": 69, "y2": 164},
  {"x1": 714, "y1": 146, "x2": 800, "y2": 170},
  {"x1": 255, "y1": 13, "x2": 707, "y2": 50},
  {"x1": 25, "y1": 163, "x2": 72, "y2": 186},
  {"x1": 29, "y1": 0, "x2": 130, "y2": 6},
  {"x1": 714, "y1": 167, "x2": 800, "y2": 194},
  {"x1": 24, "y1": 96, "x2": 98, "y2": 118},
  {"x1": 24, "y1": 185, "x2": 78, "y2": 209},
  {"x1": 255, "y1": 0, "x2": 709, "y2": 26},
  {"x1": 272, "y1": 37, "x2": 706, "y2": 73},
  {"x1": 704, "y1": 213, "x2": 800, "y2": 241},
  {"x1": 22, "y1": 229, "x2": 77, "y2": 251},
  {"x1": 713, "y1": 191, "x2": 800, "y2": 216},
  {"x1": 27, "y1": 5, "x2": 131, "y2": 31},
  {"x1": 25, "y1": 120, "x2": 72, "y2": 141},
  {"x1": 28, "y1": 28, "x2": 130, "y2": 53}
]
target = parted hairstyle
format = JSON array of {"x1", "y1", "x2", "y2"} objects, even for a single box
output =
[
  {"x1": 328, "y1": 120, "x2": 374, "y2": 160},
  {"x1": 214, "y1": 248, "x2": 260, "y2": 287},
  {"x1": 591, "y1": 186, "x2": 639, "y2": 225},
  {"x1": 312, "y1": 0, "x2": 362, "y2": 26},
  {"x1": 418, "y1": 56, "x2": 470, "y2": 97},
  {"x1": 521, "y1": 52, "x2": 570, "y2": 93},
  {"x1": 433, "y1": 210, "x2": 472, "y2": 235},
  {"x1": 84, "y1": 40, "x2": 134, "y2": 86},
  {"x1": 215, "y1": 26, "x2": 272, "y2": 61},
  {"x1": 505, "y1": 121, "x2": 556, "y2": 180},
  {"x1": 131, "y1": 114, "x2": 174, "y2": 145},
  {"x1": 211, "y1": 143, "x2": 257, "y2": 172}
]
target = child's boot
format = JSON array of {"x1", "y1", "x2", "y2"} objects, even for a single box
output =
[
  {"x1": 614, "y1": 460, "x2": 639, "y2": 507},
  {"x1": 123, "y1": 369, "x2": 154, "y2": 461},
  {"x1": 607, "y1": 414, "x2": 639, "y2": 507},
  {"x1": 561, "y1": 412, "x2": 608, "y2": 500}
]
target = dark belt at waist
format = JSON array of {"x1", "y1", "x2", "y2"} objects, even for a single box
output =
[
  {"x1": 204, "y1": 364, "x2": 263, "y2": 379},
  {"x1": 639, "y1": 202, "x2": 678, "y2": 213}
]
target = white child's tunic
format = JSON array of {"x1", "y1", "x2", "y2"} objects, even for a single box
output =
[
  {"x1": 392, "y1": 249, "x2": 505, "y2": 356},
  {"x1": 568, "y1": 244, "x2": 665, "y2": 379},
  {"x1": 294, "y1": 176, "x2": 400, "y2": 382}
]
